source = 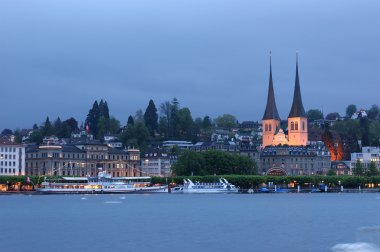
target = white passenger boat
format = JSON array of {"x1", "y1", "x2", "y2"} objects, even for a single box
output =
[
  {"x1": 37, "y1": 172, "x2": 168, "y2": 194},
  {"x1": 182, "y1": 178, "x2": 239, "y2": 193}
]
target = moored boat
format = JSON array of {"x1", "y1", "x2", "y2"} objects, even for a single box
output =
[
  {"x1": 37, "y1": 172, "x2": 168, "y2": 194},
  {"x1": 182, "y1": 178, "x2": 239, "y2": 193}
]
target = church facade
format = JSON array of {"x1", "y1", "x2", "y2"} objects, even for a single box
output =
[
  {"x1": 259, "y1": 56, "x2": 331, "y2": 176},
  {"x1": 262, "y1": 56, "x2": 308, "y2": 147}
]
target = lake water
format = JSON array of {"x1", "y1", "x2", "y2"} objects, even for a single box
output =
[{"x1": 1, "y1": 193, "x2": 380, "y2": 252}]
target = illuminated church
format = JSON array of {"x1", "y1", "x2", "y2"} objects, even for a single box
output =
[
  {"x1": 259, "y1": 56, "x2": 331, "y2": 176},
  {"x1": 262, "y1": 56, "x2": 308, "y2": 148}
]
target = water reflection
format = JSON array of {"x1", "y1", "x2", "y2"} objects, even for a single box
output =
[{"x1": 331, "y1": 226, "x2": 380, "y2": 252}]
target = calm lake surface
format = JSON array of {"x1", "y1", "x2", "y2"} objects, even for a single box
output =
[{"x1": 1, "y1": 193, "x2": 380, "y2": 252}]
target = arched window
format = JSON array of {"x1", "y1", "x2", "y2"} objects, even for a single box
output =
[
  {"x1": 291, "y1": 122, "x2": 295, "y2": 130},
  {"x1": 295, "y1": 122, "x2": 299, "y2": 130},
  {"x1": 302, "y1": 122, "x2": 305, "y2": 131},
  {"x1": 265, "y1": 124, "x2": 268, "y2": 132},
  {"x1": 269, "y1": 124, "x2": 272, "y2": 131}
]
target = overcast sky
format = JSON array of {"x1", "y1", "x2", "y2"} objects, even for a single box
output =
[{"x1": 1, "y1": 0, "x2": 379, "y2": 130}]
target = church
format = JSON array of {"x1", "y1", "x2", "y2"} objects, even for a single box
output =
[
  {"x1": 259, "y1": 56, "x2": 331, "y2": 176},
  {"x1": 262, "y1": 55, "x2": 308, "y2": 147}
]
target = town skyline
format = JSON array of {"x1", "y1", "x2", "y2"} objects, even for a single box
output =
[{"x1": 1, "y1": 0, "x2": 379, "y2": 129}]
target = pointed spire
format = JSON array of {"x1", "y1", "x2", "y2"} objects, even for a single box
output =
[
  {"x1": 263, "y1": 53, "x2": 281, "y2": 120},
  {"x1": 288, "y1": 53, "x2": 306, "y2": 118}
]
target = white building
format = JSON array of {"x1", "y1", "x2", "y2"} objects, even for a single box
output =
[
  {"x1": 349, "y1": 146, "x2": 380, "y2": 170},
  {"x1": 162, "y1": 140, "x2": 193, "y2": 149},
  {"x1": 141, "y1": 149, "x2": 174, "y2": 177},
  {"x1": 0, "y1": 138, "x2": 25, "y2": 176}
]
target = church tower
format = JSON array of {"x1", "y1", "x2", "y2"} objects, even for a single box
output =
[
  {"x1": 288, "y1": 55, "x2": 308, "y2": 146},
  {"x1": 262, "y1": 55, "x2": 281, "y2": 147}
]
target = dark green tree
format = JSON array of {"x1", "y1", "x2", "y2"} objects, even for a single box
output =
[
  {"x1": 214, "y1": 114, "x2": 237, "y2": 129},
  {"x1": 86, "y1": 101, "x2": 100, "y2": 137},
  {"x1": 360, "y1": 117, "x2": 370, "y2": 146},
  {"x1": 144, "y1": 99, "x2": 158, "y2": 137},
  {"x1": 127, "y1": 115, "x2": 135, "y2": 126},
  {"x1": 1, "y1": 129, "x2": 13, "y2": 135},
  {"x1": 63, "y1": 117, "x2": 79, "y2": 132},
  {"x1": 327, "y1": 169, "x2": 336, "y2": 176},
  {"x1": 177, "y1": 107, "x2": 193, "y2": 140},
  {"x1": 41, "y1": 116, "x2": 53, "y2": 136},
  {"x1": 353, "y1": 159, "x2": 364, "y2": 176},
  {"x1": 366, "y1": 161, "x2": 379, "y2": 176},
  {"x1": 325, "y1": 112, "x2": 341, "y2": 120},
  {"x1": 307, "y1": 109, "x2": 324, "y2": 121},
  {"x1": 202, "y1": 116, "x2": 212, "y2": 130},
  {"x1": 367, "y1": 104, "x2": 380, "y2": 120},
  {"x1": 29, "y1": 131, "x2": 43, "y2": 144},
  {"x1": 346, "y1": 104, "x2": 357, "y2": 118}
]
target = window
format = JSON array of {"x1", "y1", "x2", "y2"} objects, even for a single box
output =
[
  {"x1": 295, "y1": 122, "x2": 299, "y2": 130},
  {"x1": 302, "y1": 122, "x2": 305, "y2": 131},
  {"x1": 291, "y1": 122, "x2": 294, "y2": 130},
  {"x1": 265, "y1": 124, "x2": 268, "y2": 132},
  {"x1": 269, "y1": 124, "x2": 272, "y2": 132}
]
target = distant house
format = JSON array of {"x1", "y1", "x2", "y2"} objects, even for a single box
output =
[
  {"x1": 162, "y1": 140, "x2": 193, "y2": 150},
  {"x1": 348, "y1": 146, "x2": 380, "y2": 172},
  {"x1": 351, "y1": 109, "x2": 368, "y2": 119}
]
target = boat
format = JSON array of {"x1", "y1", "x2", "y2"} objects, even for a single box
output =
[
  {"x1": 36, "y1": 171, "x2": 168, "y2": 194},
  {"x1": 182, "y1": 178, "x2": 239, "y2": 193},
  {"x1": 170, "y1": 186, "x2": 184, "y2": 193}
]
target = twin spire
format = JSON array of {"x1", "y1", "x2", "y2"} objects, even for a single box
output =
[{"x1": 263, "y1": 53, "x2": 306, "y2": 121}]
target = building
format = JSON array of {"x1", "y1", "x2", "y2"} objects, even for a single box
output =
[
  {"x1": 162, "y1": 140, "x2": 193, "y2": 149},
  {"x1": 262, "y1": 55, "x2": 308, "y2": 147},
  {"x1": 260, "y1": 144, "x2": 331, "y2": 175},
  {"x1": 348, "y1": 146, "x2": 380, "y2": 172},
  {"x1": 259, "y1": 55, "x2": 331, "y2": 175},
  {"x1": 25, "y1": 140, "x2": 141, "y2": 177},
  {"x1": 141, "y1": 148, "x2": 175, "y2": 177},
  {"x1": 0, "y1": 137, "x2": 25, "y2": 176}
]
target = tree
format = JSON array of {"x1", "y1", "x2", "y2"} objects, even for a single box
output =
[
  {"x1": 172, "y1": 150, "x2": 257, "y2": 176},
  {"x1": 172, "y1": 150, "x2": 205, "y2": 176},
  {"x1": 53, "y1": 117, "x2": 62, "y2": 135},
  {"x1": 360, "y1": 117, "x2": 370, "y2": 146},
  {"x1": 144, "y1": 99, "x2": 158, "y2": 137},
  {"x1": 346, "y1": 104, "x2": 357, "y2": 118},
  {"x1": 202, "y1": 116, "x2": 212, "y2": 130},
  {"x1": 41, "y1": 116, "x2": 53, "y2": 136},
  {"x1": 29, "y1": 131, "x2": 43, "y2": 144},
  {"x1": 307, "y1": 109, "x2": 323, "y2": 121},
  {"x1": 86, "y1": 101, "x2": 100, "y2": 137},
  {"x1": 159, "y1": 98, "x2": 181, "y2": 139},
  {"x1": 127, "y1": 115, "x2": 134, "y2": 126},
  {"x1": 134, "y1": 122, "x2": 150, "y2": 151},
  {"x1": 109, "y1": 117, "x2": 121, "y2": 134},
  {"x1": 353, "y1": 159, "x2": 364, "y2": 176},
  {"x1": 367, "y1": 104, "x2": 380, "y2": 120},
  {"x1": 64, "y1": 117, "x2": 79, "y2": 132},
  {"x1": 1, "y1": 129, "x2": 13, "y2": 135},
  {"x1": 214, "y1": 114, "x2": 237, "y2": 129},
  {"x1": 325, "y1": 112, "x2": 341, "y2": 121},
  {"x1": 327, "y1": 169, "x2": 336, "y2": 176},
  {"x1": 177, "y1": 108, "x2": 194, "y2": 140},
  {"x1": 134, "y1": 109, "x2": 144, "y2": 123},
  {"x1": 366, "y1": 161, "x2": 379, "y2": 176}
]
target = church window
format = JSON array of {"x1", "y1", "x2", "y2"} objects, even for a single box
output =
[
  {"x1": 269, "y1": 124, "x2": 272, "y2": 131},
  {"x1": 295, "y1": 122, "x2": 299, "y2": 130},
  {"x1": 302, "y1": 122, "x2": 305, "y2": 130},
  {"x1": 291, "y1": 122, "x2": 294, "y2": 130},
  {"x1": 265, "y1": 124, "x2": 268, "y2": 132}
]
